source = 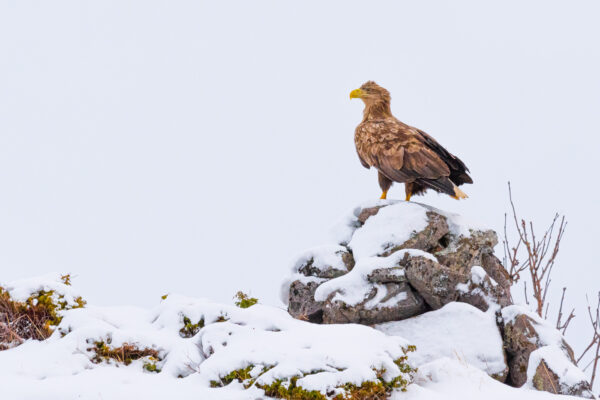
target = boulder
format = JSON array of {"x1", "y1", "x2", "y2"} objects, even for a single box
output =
[
  {"x1": 285, "y1": 245, "x2": 354, "y2": 322},
  {"x1": 501, "y1": 305, "x2": 594, "y2": 398},
  {"x1": 287, "y1": 279, "x2": 324, "y2": 323},
  {"x1": 322, "y1": 280, "x2": 427, "y2": 325},
  {"x1": 282, "y1": 201, "x2": 511, "y2": 324}
]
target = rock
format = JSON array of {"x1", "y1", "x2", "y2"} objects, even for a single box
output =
[
  {"x1": 382, "y1": 211, "x2": 449, "y2": 256},
  {"x1": 356, "y1": 205, "x2": 384, "y2": 225},
  {"x1": 285, "y1": 245, "x2": 354, "y2": 322},
  {"x1": 402, "y1": 254, "x2": 510, "y2": 312},
  {"x1": 501, "y1": 305, "x2": 593, "y2": 397},
  {"x1": 287, "y1": 279, "x2": 324, "y2": 323},
  {"x1": 530, "y1": 351, "x2": 594, "y2": 398},
  {"x1": 368, "y1": 266, "x2": 408, "y2": 283},
  {"x1": 402, "y1": 255, "x2": 464, "y2": 309},
  {"x1": 322, "y1": 281, "x2": 427, "y2": 324},
  {"x1": 435, "y1": 229, "x2": 498, "y2": 271},
  {"x1": 502, "y1": 312, "x2": 542, "y2": 387}
]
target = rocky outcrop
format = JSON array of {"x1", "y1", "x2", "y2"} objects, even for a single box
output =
[
  {"x1": 283, "y1": 201, "x2": 511, "y2": 326},
  {"x1": 501, "y1": 305, "x2": 594, "y2": 398},
  {"x1": 281, "y1": 200, "x2": 593, "y2": 397}
]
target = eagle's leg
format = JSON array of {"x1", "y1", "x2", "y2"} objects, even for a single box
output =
[
  {"x1": 405, "y1": 182, "x2": 414, "y2": 202},
  {"x1": 378, "y1": 171, "x2": 393, "y2": 200}
]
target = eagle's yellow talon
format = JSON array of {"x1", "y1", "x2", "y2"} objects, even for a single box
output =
[
  {"x1": 452, "y1": 186, "x2": 468, "y2": 200},
  {"x1": 380, "y1": 191, "x2": 387, "y2": 200},
  {"x1": 405, "y1": 193, "x2": 412, "y2": 201}
]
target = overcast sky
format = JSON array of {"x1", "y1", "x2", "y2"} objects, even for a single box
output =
[{"x1": 0, "y1": 0, "x2": 599, "y2": 364}]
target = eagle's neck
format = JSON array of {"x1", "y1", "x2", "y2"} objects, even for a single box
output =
[{"x1": 363, "y1": 100, "x2": 392, "y2": 121}]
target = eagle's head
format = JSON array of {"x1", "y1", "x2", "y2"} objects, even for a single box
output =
[{"x1": 349, "y1": 81, "x2": 391, "y2": 104}]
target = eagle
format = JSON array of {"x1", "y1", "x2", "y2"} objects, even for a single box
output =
[{"x1": 350, "y1": 81, "x2": 472, "y2": 201}]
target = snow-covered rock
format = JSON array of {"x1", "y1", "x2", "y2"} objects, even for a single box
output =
[
  {"x1": 501, "y1": 305, "x2": 594, "y2": 398},
  {"x1": 282, "y1": 200, "x2": 512, "y2": 325}
]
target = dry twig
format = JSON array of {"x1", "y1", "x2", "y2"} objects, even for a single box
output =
[{"x1": 503, "y1": 182, "x2": 567, "y2": 317}]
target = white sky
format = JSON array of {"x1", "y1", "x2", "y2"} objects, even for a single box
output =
[{"x1": 0, "y1": 0, "x2": 599, "y2": 369}]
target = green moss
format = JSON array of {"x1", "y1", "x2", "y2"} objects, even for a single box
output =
[
  {"x1": 258, "y1": 376, "x2": 327, "y2": 400},
  {"x1": 211, "y1": 346, "x2": 416, "y2": 399},
  {"x1": 234, "y1": 291, "x2": 258, "y2": 308},
  {"x1": 143, "y1": 361, "x2": 161, "y2": 373},
  {"x1": 212, "y1": 365, "x2": 255, "y2": 387},
  {"x1": 179, "y1": 316, "x2": 205, "y2": 338}
]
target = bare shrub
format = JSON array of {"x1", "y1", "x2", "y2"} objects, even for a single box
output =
[{"x1": 503, "y1": 182, "x2": 599, "y2": 388}]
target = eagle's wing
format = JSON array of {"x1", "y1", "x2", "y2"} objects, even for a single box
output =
[
  {"x1": 355, "y1": 120, "x2": 450, "y2": 183},
  {"x1": 415, "y1": 128, "x2": 473, "y2": 185}
]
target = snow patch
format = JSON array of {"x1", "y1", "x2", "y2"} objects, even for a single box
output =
[
  {"x1": 376, "y1": 302, "x2": 507, "y2": 378},
  {"x1": 348, "y1": 202, "x2": 429, "y2": 259},
  {"x1": 1, "y1": 272, "x2": 82, "y2": 307}
]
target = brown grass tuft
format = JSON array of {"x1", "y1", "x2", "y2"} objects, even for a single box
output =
[
  {"x1": 0, "y1": 286, "x2": 86, "y2": 350},
  {"x1": 90, "y1": 341, "x2": 159, "y2": 366}
]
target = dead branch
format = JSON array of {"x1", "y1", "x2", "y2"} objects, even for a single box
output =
[
  {"x1": 578, "y1": 292, "x2": 600, "y2": 387},
  {"x1": 555, "y1": 287, "x2": 576, "y2": 335},
  {"x1": 504, "y1": 182, "x2": 567, "y2": 317}
]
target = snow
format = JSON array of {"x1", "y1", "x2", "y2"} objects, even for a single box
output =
[
  {"x1": 328, "y1": 199, "x2": 397, "y2": 245},
  {"x1": 347, "y1": 201, "x2": 429, "y2": 260},
  {"x1": 395, "y1": 358, "x2": 583, "y2": 400},
  {"x1": 0, "y1": 224, "x2": 592, "y2": 400},
  {"x1": 470, "y1": 266, "x2": 487, "y2": 285},
  {"x1": 0, "y1": 274, "x2": 415, "y2": 399},
  {"x1": 376, "y1": 302, "x2": 507, "y2": 378},
  {"x1": 1, "y1": 272, "x2": 83, "y2": 306},
  {"x1": 288, "y1": 245, "x2": 351, "y2": 274},
  {"x1": 313, "y1": 249, "x2": 435, "y2": 306},
  {"x1": 328, "y1": 200, "x2": 487, "y2": 249},
  {"x1": 196, "y1": 305, "x2": 412, "y2": 391}
]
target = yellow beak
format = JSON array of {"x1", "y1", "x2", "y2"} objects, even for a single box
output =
[{"x1": 349, "y1": 88, "x2": 363, "y2": 99}]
